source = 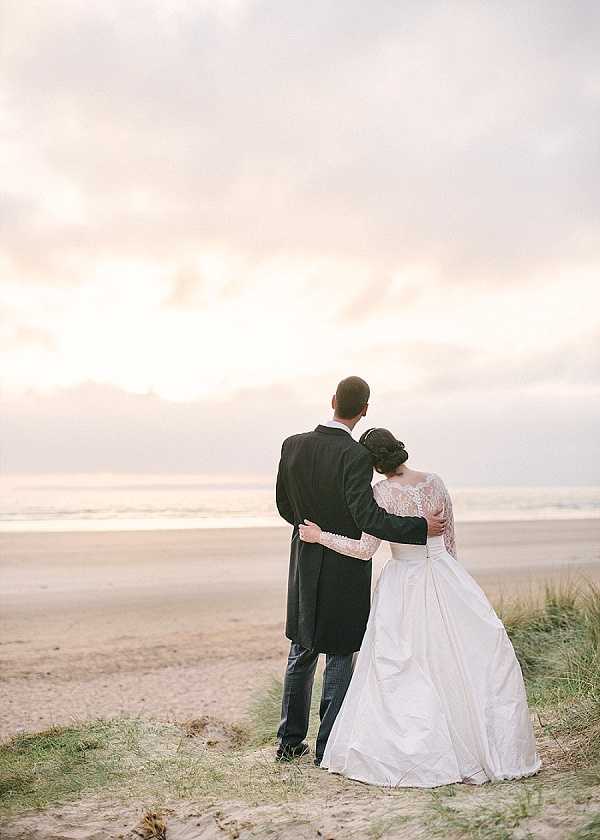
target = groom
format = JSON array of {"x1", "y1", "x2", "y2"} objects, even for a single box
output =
[{"x1": 275, "y1": 376, "x2": 446, "y2": 765}]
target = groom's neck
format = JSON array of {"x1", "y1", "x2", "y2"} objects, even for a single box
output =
[{"x1": 333, "y1": 415, "x2": 360, "y2": 431}]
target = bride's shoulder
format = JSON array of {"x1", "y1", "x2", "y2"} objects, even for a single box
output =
[
  {"x1": 427, "y1": 473, "x2": 452, "y2": 498},
  {"x1": 373, "y1": 477, "x2": 391, "y2": 497},
  {"x1": 426, "y1": 471, "x2": 446, "y2": 486}
]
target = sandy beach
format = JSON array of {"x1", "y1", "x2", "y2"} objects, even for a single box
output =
[{"x1": 1, "y1": 519, "x2": 598, "y2": 741}]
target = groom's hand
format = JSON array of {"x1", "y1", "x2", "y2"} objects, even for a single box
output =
[{"x1": 425, "y1": 508, "x2": 447, "y2": 536}]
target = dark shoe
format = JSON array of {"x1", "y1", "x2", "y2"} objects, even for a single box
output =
[
  {"x1": 275, "y1": 742, "x2": 310, "y2": 762},
  {"x1": 314, "y1": 757, "x2": 322, "y2": 767}
]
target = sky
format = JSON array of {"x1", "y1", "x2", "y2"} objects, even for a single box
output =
[{"x1": 1, "y1": 0, "x2": 599, "y2": 483}]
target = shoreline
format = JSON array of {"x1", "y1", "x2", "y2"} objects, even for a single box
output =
[{"x1": 0, "y1": 513, "x2": 598, "y2": 534}]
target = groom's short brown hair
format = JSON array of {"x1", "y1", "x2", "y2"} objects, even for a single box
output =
[{"x1": 335, "y1": 376, "x2": 370, "y2": 419}]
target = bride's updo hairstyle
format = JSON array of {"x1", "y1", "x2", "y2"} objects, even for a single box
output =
[{"x1": 359, "y1": 427, "x2": 409, "y2": 475}]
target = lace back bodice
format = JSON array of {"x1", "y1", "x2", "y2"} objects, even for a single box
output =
[
  {"x1": 375, "y1": 474, "x2": 445, "y2": 517},
  {"x1": 376, "y1": 475, "x2": 456, "y2": 559},
  {"x1": 318, "y1": 472, "x2": 457, "y2": 561}
]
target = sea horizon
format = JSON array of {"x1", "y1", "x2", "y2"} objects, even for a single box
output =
[{"x1": 1, "y1": 472, "x2": 599, "y2": 534}]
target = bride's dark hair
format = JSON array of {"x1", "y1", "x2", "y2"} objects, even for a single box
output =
[{"x1": 359, "y1": 427, "x2": 408, "y2": 475}]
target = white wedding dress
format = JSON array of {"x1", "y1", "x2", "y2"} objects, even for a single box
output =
[{"x1": 320, "y1": 474, "x2": 541, "y2": 787}]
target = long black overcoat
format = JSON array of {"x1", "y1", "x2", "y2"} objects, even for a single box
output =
[{"x1": 276, "y1": 425, "x2": 427, "y2": 654}]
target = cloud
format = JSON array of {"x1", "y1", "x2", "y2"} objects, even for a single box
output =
[
  {"x1": 2, "y1": 0, "x2": 599, "y2": 282},
  {"x1": 339, "y1": 275, "x2": 397, "y2": 323},
  {"x1": 0, "y1": 325, "x2": 57, "y2": 352},
  {"x1": 2, "y1": 379, "x2": 599, "y2": 484},
  {"x1": 0, "y1": 0, "x2": 598, "y2": 465},
  {"x1": 362, "y1": 326, "x2": 600, "y2": 395},
  {"x1": 164, "y1": 265, "x2": 207, "y2": 309}
]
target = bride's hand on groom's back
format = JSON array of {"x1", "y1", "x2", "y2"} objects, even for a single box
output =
[
  {"x1": 299, "y1": 519, "x2": 322, "y2": 543},
  {"x1": 425, "y1": 508, "x2": 447, "y2": 537}
]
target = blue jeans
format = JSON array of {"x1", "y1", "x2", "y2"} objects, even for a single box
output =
[{"x1": 277, "y1": 642, "x2": 354, "y2": 762}]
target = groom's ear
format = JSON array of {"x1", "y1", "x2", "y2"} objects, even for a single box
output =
[
  {"x1": 331, "y1": 394, "x2": 336, "y2": 412},
  {"x1": 362, "y1": 403, "x2": 369, "y2": 417}
]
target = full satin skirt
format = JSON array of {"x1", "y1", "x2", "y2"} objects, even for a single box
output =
[{"x1": 321, "y1": 538, "x2": 541, "y2": 787}]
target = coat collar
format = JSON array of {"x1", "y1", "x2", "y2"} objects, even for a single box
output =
[{"x1": 315, "y1": 424, "x2": 353, "y2": 437}]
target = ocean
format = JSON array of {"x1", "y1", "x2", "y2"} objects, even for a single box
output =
[{"x1": 1, "y1": 474, "x2": 599, "y2": 533}]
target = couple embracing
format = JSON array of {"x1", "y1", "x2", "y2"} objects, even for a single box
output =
[{"x1": 275, "y1": 376, "x2": 540, "y2": 788}]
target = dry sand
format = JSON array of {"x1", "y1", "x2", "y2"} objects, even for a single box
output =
[
  {"x1": 1, "y1": 519, "x2": 599, "y2": 739},
  {"x1": 1, "y1": 520, "x2": 600, "y2": 839}
]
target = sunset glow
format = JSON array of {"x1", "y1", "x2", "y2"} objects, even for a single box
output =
[{"x1": 1, "y1": 1, "x2": 599, "y2": 480}]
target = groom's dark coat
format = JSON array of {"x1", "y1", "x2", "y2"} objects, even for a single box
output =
[{"x1": 276, "y1": 425, "x2": 427, "y2": 654}]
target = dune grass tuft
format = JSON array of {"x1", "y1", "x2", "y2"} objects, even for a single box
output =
[
  {"x1": 572, "y1": 811, "x2": 600, "y2": 840},
  {"x1": 428, "y1": 783, "x2": 544, "y2": 840},
  {"x1": 246, "y1": 677, "x2": 285, "y2": 747},
  {"x1": 497, "y1": 581, "x2": 582, "y2": 685},
  {"x1": 0, "y1": 720, "x2": 130, "y2": 812},
  {"x1": 0, "y1": 718, "x2": 122, "y2": 813},
  {"x1": 246, "y1": 673, "x2": 323, "y2": 747},
  {"x1": 138, "y1": 809, "x2": 168, "y2": 839},
  {"x1": 497, "y1": 582, "x2": 600, "y2": 767}
]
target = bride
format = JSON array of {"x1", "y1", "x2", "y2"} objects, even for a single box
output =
[{"x1": 298, "y1": 427, "x2": 541, "y2": 788}]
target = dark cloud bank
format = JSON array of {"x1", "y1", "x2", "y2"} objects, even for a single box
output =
[{"x1": 3, "y1": 379, "x2": 599, "y2": 485}]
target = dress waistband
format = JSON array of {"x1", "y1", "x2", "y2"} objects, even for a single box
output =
[{"x1": 391, "y1": 535, "x2": 446, "y2": 561}]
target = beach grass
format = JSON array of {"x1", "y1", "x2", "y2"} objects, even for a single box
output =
[
  {"x1": 427, "y1": 783, "x2": 544, "y2": 840},
  {"x1": 1, "y1": 582, "x2": 599, "y2": 837},
  {"x1": 499, "y1": 581, "x2": 600, "y2": 767},
  {"x1": 246, "y1": 673, "x2": 323, "y2": 747},
  {"x1": 0, "y1": 719, "x2": 141, "y2": 813},
  {"x1": 572, "y1": 812, "x2": 600, "y2": 839},
  {"x1": 0, "y1": 716, "x2": 318, "y2": 818},
  {"x1": 0, "y1": 675, "x2": 326, "y2": 817}
]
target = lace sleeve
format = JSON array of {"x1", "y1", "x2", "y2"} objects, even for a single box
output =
[
  {"x1": 434, "y1": 475, "x2": 457, "y2": 559},
  {"x1": 318, "y1": 482, "x2": 386, "y2": 560},
  {"x1": 318, "y1": 528, "x2": 381, "y2": 561}
]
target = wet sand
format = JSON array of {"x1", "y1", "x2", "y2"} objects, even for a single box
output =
[{"x1": 1, "y1": 520, "x2": 599, "y2": 739}]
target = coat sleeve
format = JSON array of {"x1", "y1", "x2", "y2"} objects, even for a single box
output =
[
  {"x1": 318, "y1": 481, "x2": 387, "y2": 560},
  {"x1": 275, "y1": 440, "x2": 295, "y2": 525},
  {"x1": 343, "y1": 447, "x2": 427, "y2": 545}
]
